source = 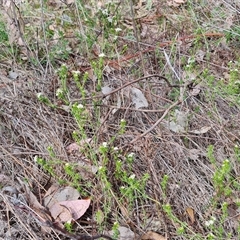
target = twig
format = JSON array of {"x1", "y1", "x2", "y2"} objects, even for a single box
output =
[
  {"x1": 163, "y1": 49, "x2": 180, "y2": 81},
  {"x1": 0, "y1": 193, "x2": 39, "y2": 240},
  {"x1": 122, "y1": 99, "x2": 180, "y2": 149},
  {"x1": 101, "y1": 74, "x2": 183, "y2": 98},
  {"x1": 93, "y1": 104, "x2": 166, "y2": 112},
  {"x1": 71, "y1": 74, "x2": 182, "y2": 103},
  {"x1": 121, "y1": 80, "x2": 190, "y2": 149}
]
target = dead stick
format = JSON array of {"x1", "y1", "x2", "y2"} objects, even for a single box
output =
[
  {"x1": 71, "y1": 74, "x2": 181, "y2": 103},
  {"x1": 122, "y1": 100, "x2": 180, "y2": 149},
  {"x1": 102, "y1": 74, "x2": 182, "y2": 99},
  {"x1": 121, "y1": 80, "x2": 189, "y2": 148}
]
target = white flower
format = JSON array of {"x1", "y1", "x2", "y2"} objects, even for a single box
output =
[
  {"x1": 121, "y1": 119, "x2": 125, "y2": 122},
  {"x1": 115, "y1": 28, "x2": 122, "y2": 32},
  {"x1": 129, "y1": 174, "x2": 135, "y2": 179},
  {"x1": 113, "y1": 147, "x2": 119, "y2": 151},
  {"x1": 205, "y1": 216, "x2": 216, "y2": 227},
  {"x1": 128, "y1": 152, "x2": 135, "y2": 158},
  {"x1": 99, "y1": 53, "x2": 105, "y2": 58},
  {"x1": 77, "y1": 104, "x2": 84, "y2": 109},
  {"x1": 33, "y1": 156, "x2": 38, "y2": 162},
  {"x1": 101, "y1": 9, "x2": 108, "y2": 15},
  {"x1": 107, "y1": 16, "x2": 113, "y2": 23},
  {"x1": 98, "y1": 166, "x2": 103, "y2": 170},
  {"x1": 37, "y1": 92, "x2": 43, "y2": 98},
  {"x1": 56, "y1": 88, "x2": 63, "y2": 97},
  {"x1": 205, "y1": 220, "x2": 214, "y2": 227},
  {"x1": 102, "y1": 142, "x2": 108, "y2": 147},
  {"x1": 188, "y1": 57, "x2": 195, "y2": 64},
  {"x1": 72, "y1": 70, "x2": 80, "y2": 75}
]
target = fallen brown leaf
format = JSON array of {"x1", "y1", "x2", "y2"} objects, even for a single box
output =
[
  {"x1": 141, "y1": 231, "x2": 167, "y2": 240},
  {"x1": 49, "y1": 199, "x2": 91, "y2": 222},
  {"x1": 61, "y1": 199, "x2": 91, "y2": 220},
  {"x1": 186, "y1": 207, "x2": 195, "y2": 224},
  {"x1": 44, "y1": 185, "x2": 80, "y2": 209}
]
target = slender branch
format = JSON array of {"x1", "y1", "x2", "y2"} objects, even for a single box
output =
[
  {"x1": 71, "y1": 74, "x2": 181, "y2": 103},
  {"x1": 122, "y1": 100, "x2": 180, "y2": 149},
  {"x1": 121, "y1": 80, "x2": 190, "y2": 149},
  {"x1": 101, "y1": 74, "x2": 183, "y2": 99}
]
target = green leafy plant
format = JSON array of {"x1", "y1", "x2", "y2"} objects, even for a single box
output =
[
  {"x1": 56, "y1": 64, "x2": 69, "y2": 103},
  {"x1": 212, "y1": 159, "x2": 232, "y2": 196},
  {"x1": 64, "y1": 222, "x2": 73, "y2": 233},
  {"x1": 0, "y1": 20, "x2": 8, "y2": 43},
  {"x1": 161, "y1": 174, "x2": 169, "y2": 199}
]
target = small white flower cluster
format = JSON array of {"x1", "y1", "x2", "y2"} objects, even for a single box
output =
[
  {"x1": 129, "y1": 174, "x2": 135, "y2": 180},
  {"x1": 186, "y1": 57, "x2": 195, "y2": 68},
  {"x1": 113, "y1": 28, "x2": 122, "y2": 41},
  {"x1": 102, "y1": 142, "x2": 108, "y2": 148},
  {"x1": 99, "y1": 53, "x2": 105, "y2": 58},
  {"x1": 77, "y1": 104, "x2": 84, "y2": 109},
  {"x1": 101, "y1": 8, "x2": 108, "y2": 16},
  {"x1": 107, "y1": 16, "x2": 113, "y2": 23},
  {"x1": 115, "y1": 28, "x2": 122, "y2": 32},
  {"x1": 113, "y1": 221, "x2": 118, "y2": 226},
  {"x1": 56, "y1": 88, "x2": 63, "y2": 97},
  {"x1": 128, "y1": 152, "x2": 135, "y2": 158},
  {"x1": 205, "y1": 216, "x2": 216, "y2": 227},
  {"x1": 187, "y1": 57, "x2": 195, "y2": 65},
  {"x1": 72, "y1": 70, "x2": 80, "y2": 77},
  {"x1": 36, "y1": 92, "x2": 43, "y2": 99},
  {"x1": 72, "y1": 70, "x2": 80, "y2": 75},
  {"x1": 222, "y1": 159, "x2": 229, "y2": 169},
  {"x1": 33, "y1": 155, "x2": 38, "y2": 162}
]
